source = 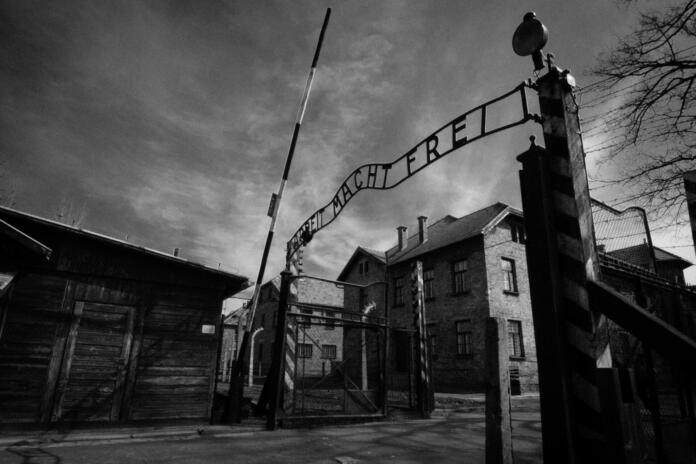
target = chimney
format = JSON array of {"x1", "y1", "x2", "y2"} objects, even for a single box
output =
[
  {"x1": 418, "y1": 216, "x2": 428, "y2": 244},
  {"x1": 397, "y1": 226, "x2": 408, "y2": 251},
  {"x1": 684, "y1": 170, "x2": 696, "y2": 256},
  {"x1": 173, "y1": 247, "x2": 180, "y2": 257}
]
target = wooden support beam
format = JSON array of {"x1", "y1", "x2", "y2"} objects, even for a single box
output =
[
  {"x1": 0, "y1": 218, "x2": 52, "y2": 259},
  {"x1": 586, "y1": 280, "x2": 696, "y2": 365}
]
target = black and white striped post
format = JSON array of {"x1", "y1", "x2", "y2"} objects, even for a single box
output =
[
  {"x1": 227, "y1": 8, "x2": 331, "y2": 424},
  {"x1": 517, "y1": 60, "x2": 614, "y2": 462},
  {"x1": 411, "y1": 260, "x2": 432, "y2": 418}
]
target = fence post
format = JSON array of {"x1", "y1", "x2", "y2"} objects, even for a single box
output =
[
  {"x1": 266, "y1": 270, "x2": 292, "y2": 430},
  {"x1": 517, "y1": 63, "x2": 614, "y2": 463},
  {"x1": 485, "y1": 317, "x2": 513, "y2": 464},
  {"x1": 411, "y1": 260, "x2": 432, "y2": 418}
]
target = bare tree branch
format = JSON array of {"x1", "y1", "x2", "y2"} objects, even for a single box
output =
[{"x1": 588, "y1": 0, "x2": 696, "y2": 223}]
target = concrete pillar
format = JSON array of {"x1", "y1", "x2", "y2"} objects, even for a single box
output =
[{"x1": 517, "y1": 63, "x2": 614, "y2": 463}]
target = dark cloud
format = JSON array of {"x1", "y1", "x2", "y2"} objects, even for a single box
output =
[{"x1": 1, "y1": 0, "x2": 651, "y2": 282}]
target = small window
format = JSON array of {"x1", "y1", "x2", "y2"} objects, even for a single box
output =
[
  {"x1": 272, "y1": 312, "x2": 277, "y2": 328},
  {"x1": 510, "y1": 223, "x2": 526, "y2": 244},
  {"x1": 394, "y1": 277, "x2": 404, "y2": 306},
  {"x1": 258, "y1": 343, "x2": 263, "y2": 363},
  {"x1": 453, "y1": 260, "x2": 470, "y2": 294},
  {"x1": 508, "y1": 320, "x2": 524, "y2": 358},
  {"x1": 325, "y1": 310, "x2": 335, "y2": 330},
  {"x1": 260, "y1": 313, "x2": 265, "y2": 328},
  {"x1": 456, "y1": 321, "x2": 473, "y2": 356},
  {"x1": 424, "y1": 268, "x2": 435, "y2": 300},
  {"x1": 298, "y1": 343, "x2": 313, "y2": 358},
  {"x1": 359, "y1": 262, "x2": 364, "y2": 275},
  {"x1": 321, "y1": 344, "x2": 337, "y2": 359},
  {"x1": 427, "y1": 324, "x2": 437, "y2": 358},
  {"x1": 501, "y1": 258, "x2": 518, "y2": 293},
  {"x1": 364, "y1": 261, "x2": 369, "y2": 273},
  {"x1": 299, "y1": 309, "x2": 312, "y2": 325}
]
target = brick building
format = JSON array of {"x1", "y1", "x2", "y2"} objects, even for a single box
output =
[
  {"x1": 218, "y1": 305, "x2": 249, "y2": 382},
  {"x1": 338, "y1": 202, "x2": 538, "y2": 394},
  {"x1": 247, "y1": 275, "x2": 347, "y2": 380}
]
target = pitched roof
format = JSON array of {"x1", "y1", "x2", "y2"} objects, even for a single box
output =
[
  {"x1": 654, "y1": 246, "x2": 692, "y2": 268},
  {"x1": 337, "y1": 246, "x2": 387, "y2": 281},
  {"x1": 607, "y1": 243, "x2": 692, "y2": 270},
  {"x1": 0, "y1": 205, "x2": 250, "y2": 292},
  {"x1": 386, "y1": 202, "x2": 518, "y2": 265}
]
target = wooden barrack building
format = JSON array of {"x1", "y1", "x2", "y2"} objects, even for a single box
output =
[{"x1": 0, "y1": 206, "x2": 248, "y2": 426}]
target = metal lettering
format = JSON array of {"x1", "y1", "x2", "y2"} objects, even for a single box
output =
[
  {"x1": 452, "y1": 114, "x2": 467, "y2": 149},
  {"x1": 381, "y1": 164, "x2": 391, "y2": 188},
  {"x1": 405, "y1": 147, "x2": 418, "y2": 175},
  {"x1": 332, "y1": 195, "x2": 343, "y2": 217},
  {"x1": 353, "y1": 168, "x2": 363, "y2": 190},
  {"x1": 426, "y1": 135, "x2": 441, "y2": 163},
  {"x1": 340, "y1": 182, "x2": 354, "y2": 203},
  {"x1": 287, "y1": 83, "x2": 534, "y2": 259},
  {"x1": 367, "y1": 164, "x2": 379, "y2": 188}
]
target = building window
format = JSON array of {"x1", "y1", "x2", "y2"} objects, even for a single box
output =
[
  {"x1": 456, "y1": 321, "x2": 473, "y2": 356},
  {"x1": 298, "y1": 343, "x2": 313, "y2": 358},
  {"x1": 364, "y1": 261, "x2": 369, "y2": 273},
  {"x1": 260, "y1": 313, "x2": 265, "y2": 328},
  {"x1": 394, "y1": 277, "x2": 404, "y2": 306},
  {"x1": 321, "y1": 344, "x2": 337, "y2": 359},
  {"x1": 424, "y1": 268, "x2": 435, "y2": 300},
  {"x1": 325, "y1": 310, "x2": 335, "y2": 330},
  {"x1": 272, "y1": 312, "x2": 277, "y2": 328},
  {"x1": 453, "y1": 260, "x2": 470, "y2": 294},
  {"x1": 427, "y1": 324, "x2": 437, "y2": 359},
  {"x1": 501, "y1": 258, "x2": 518, "y2": 293},
  {"x1": 258, "y1": 343, "x2": 263, "y2": 363},
  {"x1": 508, "y1": 320, "x2": 524, "y2": 358},
  {"x1": 510, "y1": 223, "x2": 526, "y2": 244},
  {"x1": 299, "y1": 309, "x2": 312, "y2": 325},
  {"x1": 359, "y1": 262, "x2": 364, "y2": 274}
]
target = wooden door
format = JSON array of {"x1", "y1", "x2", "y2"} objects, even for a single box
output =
[{"x1": 52, "y1": 301, "x2": 135, "y2": 422}]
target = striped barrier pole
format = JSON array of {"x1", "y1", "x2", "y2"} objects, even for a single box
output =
[{"x1": 229, "y1": 9, "x2": 330, "y2": 423}]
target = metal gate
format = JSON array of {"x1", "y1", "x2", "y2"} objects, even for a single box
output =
[{"x1": 260, "y1": 274, "x2": 406, "y2": 426}]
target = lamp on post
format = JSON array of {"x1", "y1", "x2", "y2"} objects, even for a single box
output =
[{"x1": 512, "y1": 12, "x2": 548, "y2": 72}]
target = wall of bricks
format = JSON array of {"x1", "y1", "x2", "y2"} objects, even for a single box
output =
[
  {"x1": 386, "y1": 236, "x2": 493, "y2": 392},
  {"x1": 483, "y1": 220, "x2": 538, "y2": 393},
  {"x1": 246, "y1": 276, "x2": 386, "y2": 379}
]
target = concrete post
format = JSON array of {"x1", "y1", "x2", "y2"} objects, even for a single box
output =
[
  {"x1": 485, "y1": 317, "x2": 513, "y2": 464},
  {"x1": 517, "y1": 63, "x2": 614, "y2": 463},
  {"x1": 411, "y1": 260, "x2": 432, "y2": 418}
]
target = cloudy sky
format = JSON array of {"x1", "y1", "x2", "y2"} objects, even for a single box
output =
[{"x1": 3, "y1": 0, "x2": 691, "y2": 293}]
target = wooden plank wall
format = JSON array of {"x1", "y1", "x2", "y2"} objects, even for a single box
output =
[
  {"x1": 128, "y1": 288, "x2": 220, "y2": 421},
  {"x1": 0, "y1": 273, "x2": 67, "y2": 423},
  {"x1": 0, "y1": 272, "x2": 222, "y2": 425}
]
